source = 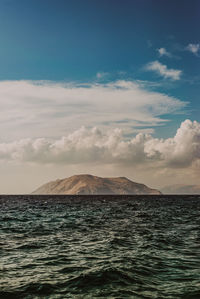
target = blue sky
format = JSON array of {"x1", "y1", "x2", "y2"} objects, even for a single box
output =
[
  {"x1": 0, "y1": 0, "x2": 199, "y2": 79},
  {"x1": 0, "y1": 0, "x2": 199, "y2": 130},
  {"x1": 0, "y1": 0, "x2": 200, "y2": 192}
]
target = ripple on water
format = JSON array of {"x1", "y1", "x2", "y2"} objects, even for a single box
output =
[{"x1": 0, "y1": 195, "x2": 200, "y2": 298}]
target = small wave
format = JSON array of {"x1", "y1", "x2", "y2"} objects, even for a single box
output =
[
  {"x1": 0, "y1": 282, "x2": 56, "y2": 298},
  {"x1": 65, "y1": 267, "x2": 139, "y2": 290},
  {"x1": 109, "y1": 236, "x2": 132, "y2": 248},
  {"x1": 59, "y1": 265, "x2": 88, "y2": 273},
  {"x1": 16, "y1": 243, "x2": 45, "y2": 250}
]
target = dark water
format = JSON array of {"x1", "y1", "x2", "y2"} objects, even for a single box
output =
[{"x1": 0, "y1": 195, "x2": 200, "y2": 299}]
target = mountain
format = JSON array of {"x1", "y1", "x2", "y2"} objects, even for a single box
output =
[
  {"x1": 32, "y1": 174, "x2": 161, "y2": 195},
  {"x1": 161, "y1": 184, "x2": 200, "y2": 194}
]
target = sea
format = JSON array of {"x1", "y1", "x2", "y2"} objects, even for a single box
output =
[{"x1": 0, "y1": 195, "x2": 200, "y2": 299}]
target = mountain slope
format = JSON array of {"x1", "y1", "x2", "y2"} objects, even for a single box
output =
[{"x1": 32, "y1": 174, "x2": 161, "y2": 195}]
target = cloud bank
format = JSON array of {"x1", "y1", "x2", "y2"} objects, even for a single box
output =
[
  {"x1": 0, "y1": 80, "x2": 186, "y2": 141},
  {"x1": 0, "y1": 119, "x2": 199, "y2": 171},
  {"x1": 146, "y1": 61, "x2": 182, "y2": 80}
]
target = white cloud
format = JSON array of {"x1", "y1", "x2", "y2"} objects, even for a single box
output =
[
  {"x1": 96, "y1": 72, "x2": 109, "y2": 79},
  {"x1": 144, "y1": 119, "x2": 200, "y2": 168},
  {"x1": 0, "y1": 120, "x2": 199, "y2": 171},
  {"x1": 0, "y1": 80, "x2": 186, "y2": 141},
  {"x1": 146, "y1": 61, "x2": 182, "y2": 80},
  {"x1": 186, "y1": 43, "x2": 200, "y2": 56},
  {"x1": 157, "y1": 47, "x2": 171, "y2": 57}
]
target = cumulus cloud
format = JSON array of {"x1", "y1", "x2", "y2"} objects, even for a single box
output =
[
  {"x1": 145, "y1": 61, "x2": 182, "y2": 80},
  {"x1": 144, "y1": 119, "x2": 200, "y2": 168},
  {"x1": 0, "y1": 120, "x2": 199, "y2": 170},
  {"x1": 186, "y1": 43, "x2": 200, "y2": 56},
  {"x1": 0, "y1": 80, "x2": 186, "y2": 141},
  {"x1": 157, "y1": 47, "x2": 171, "y2": 57}
]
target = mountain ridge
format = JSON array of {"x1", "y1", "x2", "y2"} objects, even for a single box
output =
[{"x1": 32, "y1": 174, "x2": 161, "y2": 195}]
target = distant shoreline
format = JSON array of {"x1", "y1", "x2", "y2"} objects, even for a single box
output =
[{"x1": 0, "y1": 194, "x2": 200, "y2": 197}]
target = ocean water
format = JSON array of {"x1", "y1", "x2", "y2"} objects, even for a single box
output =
[{"x1": 0, "y1": 195, "x2": 200, "y2": 299}]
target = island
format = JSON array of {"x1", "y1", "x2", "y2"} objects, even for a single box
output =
[{"x1": 32, "y1": 174, "x2": 161, "y2": 195}]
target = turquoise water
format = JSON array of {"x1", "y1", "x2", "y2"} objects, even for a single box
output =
[{"x1": 0, "y1": 195, "x2": 200, "y2": 298}]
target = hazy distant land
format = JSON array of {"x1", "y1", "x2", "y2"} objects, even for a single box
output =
[{"x1": 161, "y1": 184, "x2": 200, "y2": 195}]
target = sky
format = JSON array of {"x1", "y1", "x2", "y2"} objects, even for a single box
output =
[{"x1": 0, "y1": 0, "x2": 200, "y2": 193}]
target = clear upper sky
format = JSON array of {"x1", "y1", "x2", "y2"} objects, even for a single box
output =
[
  {"x1": 0, "y1": 0, "x2": 200, "y2": 192},
  {"x1": 0, "y1": 0, "x2": 199, "y2": 77}
]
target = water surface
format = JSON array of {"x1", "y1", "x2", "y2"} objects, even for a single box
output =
[{"x1": 0, "y1": 195, "x2": 200, "y2": 298}]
